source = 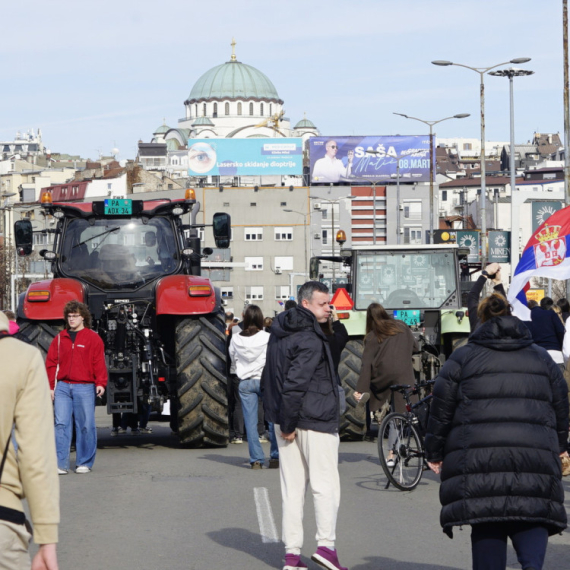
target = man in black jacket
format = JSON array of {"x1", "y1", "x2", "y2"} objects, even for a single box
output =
[{"x1": 262, "y1": 281, "x2": 347, "y2": 570}]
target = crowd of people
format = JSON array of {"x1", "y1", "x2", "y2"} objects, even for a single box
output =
[{"x1": 0, "y1": 268, "x2": 569, "y2": 570}]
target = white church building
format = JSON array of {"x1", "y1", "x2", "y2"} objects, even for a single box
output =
[{"x1": 142, "y1": 41, "x2": 319, "y2": 183}]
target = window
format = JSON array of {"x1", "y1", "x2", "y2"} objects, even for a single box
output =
[
  {"x1": 249, "y1": 102, "x2": 254, "y2": 116},
  {"x1": 245, "y1": 286, "x2": 264, "y2": 300},
  {"x1": 403, "y1": 201, "x2": 422, "y2": 220},
  {"x1": 223, "y1": 202, "x2": 230, "y2": 207},
  {"x1": 276, "y1": 286, "x2": 290, "y2": 300},
  {"x1": 441, "y1": 190, "x2": 447, "y2": 202},
  {"x1": 463, "y1": 143, "x2": 472, "y2": 151},
  {"x1": 250, "y1": 202, "x2": 257, "y2": 207},
  {"x1": 203, "y1": 103, "x2": 207, "y2": 116},
  {"x1": 167, "y1": 184, "x2": 173, "y2": 189},
  {"x1": 245, "y1": 257, "x2": 263, "y2": 271},
  {"x1": 274, "y1": 256, "x2": 293, "y2": 271},
  {"x1": 33, "y1": 232, "x2": 52, "y2": 245},
  {"x1": 221, "y1": 287, "x2": 234, "y2": 299},
  {"x1": 280, "y1": 202, "x2": 287, "y2": 207},
  {"x1": 322, "y1": 229, "x2": 328, "y2": 244},
  {"x1": 403, "y1": 227, "x2": 422, "y2": 245},
  {"x1": 213, "y1": 103, "x2": 218, "y2": 118},
  {"x1": 260, "y1": 103, "x2": 264, "y2": 116},
  {"x1": 274, "y1": 227, "x2": 293, "y2": 241},
  {"x1": 245, "y1": 227, "x2": 263, "y2": 241},
  {"x1": 237, "y1": 103, "x2": 242, "y2": 115},
  {"x1": 225, "y1": 102, "x2": 230, "y2": 116}
]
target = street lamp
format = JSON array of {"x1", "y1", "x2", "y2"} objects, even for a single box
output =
[
  {"x1": 393, "y1": 112, "x2": 470, "y2": 244},
  {"x1": 282, "y1": 208, "x2": 309, "y2": 277},
  {"x1": 488, "y1": 67, "x2": 534, "y2": 270},
  {"x1": 309, "y1": 195, "x2": 355, "y2": 286},
  {"x1": 432, "y1": 57, "x2": 531, "y2": 266}
]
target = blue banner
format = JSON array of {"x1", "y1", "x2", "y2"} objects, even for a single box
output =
[
  {"x1": 186, "y1": 138, "x2": 303, "y2": 176},
  {"x1": 309, "y1": 136, "x2": 432, "y2": 184}
]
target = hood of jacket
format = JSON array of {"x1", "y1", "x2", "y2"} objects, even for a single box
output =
[
  {"x1": 270, "y1": 306, "x2": 324, "y2": 339},
  {"x1": 469, "y1": 315, "x2": 534, "y2": 351}
]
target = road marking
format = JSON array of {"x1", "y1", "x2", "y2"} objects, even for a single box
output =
[{"x1": 254, "y1": 487, "x2": 279, "y2": 543}]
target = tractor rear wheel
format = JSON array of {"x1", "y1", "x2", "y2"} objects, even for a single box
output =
[
  {"x1": 17, "y1": 320, "x2": 65, "y2": 360},
  {"x1": 175, "y1": 312, "x2": 229, "y2": 448},
  {"x1": 338, "y1": 339, "x2": 367, "y2": 440}
]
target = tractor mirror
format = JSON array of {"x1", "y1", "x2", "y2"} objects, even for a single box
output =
[
  {"x1": 14, "y1": 219, "x2": 33, "y2": 256},
  {"x1": 212, "y1": 213, "x2": 231, "y2": 249}
]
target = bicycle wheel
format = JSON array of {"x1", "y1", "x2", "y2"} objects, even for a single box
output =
[{"x1": 378, "y1": 412, "x2": 424, "y2": 491}]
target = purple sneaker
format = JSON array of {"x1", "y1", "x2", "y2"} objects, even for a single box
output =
[
  {"x1": 283, "y1": 553, "x2": 308, "y2": 570},
  {"x1": 311, "y1": 547, "x2": 348, "y2": 570}
]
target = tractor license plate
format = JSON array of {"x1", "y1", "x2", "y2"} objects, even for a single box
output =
[
  {"x1": 104, "y1": 199, "x2": 132, "y2": 215},
  {"x1": 393, "y1": 310, "x2": 421, "y2": 326}
]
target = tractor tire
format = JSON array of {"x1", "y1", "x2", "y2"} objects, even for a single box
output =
[
  {"x1": 17, "y1": 320, "x2": 65, "y2": 360},
  {"x1": 338, "y1": 339, "x2": 367, "y2": 441},
  {"x1": 175, "y1": 312, "x2": 229, "y2": 448}
]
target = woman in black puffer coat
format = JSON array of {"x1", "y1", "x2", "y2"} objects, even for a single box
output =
[{"x1": 425, "y1": 294, "x2": 569, "y2": 570}]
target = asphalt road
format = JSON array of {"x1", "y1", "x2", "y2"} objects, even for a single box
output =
[{"x1": 34, "y1": 409, "x2": 570, "y2": 570}]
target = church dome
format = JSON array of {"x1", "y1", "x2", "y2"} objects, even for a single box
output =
[
  {"x1": 165, "y1": 139, "x2": 181, "y2": 151},
  {"x1": 154, "y1": 122, "x2": 170, "y2": 135},
  {"x1": 192, "y1": 116, "x2": 215, "y2": 127},
  {"x1": 294, "y1": 117, "x2": 316, "y2": 129},
  {"x1": 185, "y1": 60, "x2": 282, "y2": 104}
]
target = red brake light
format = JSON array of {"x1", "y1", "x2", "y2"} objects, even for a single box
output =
[{"x1": 336, "y1": 312, "x2": 350, "y2": 319}]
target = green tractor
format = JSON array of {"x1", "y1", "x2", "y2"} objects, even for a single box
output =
[{"x1": 310, "y1": 244, "x2": 471, "y2": 440}]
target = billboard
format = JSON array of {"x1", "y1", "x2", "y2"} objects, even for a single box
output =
[
  {"x1": 186, "y1": 138, "x2": 303, "y2": 176},
  {"x1": 456, "y1": 231, "x2": 481, "y2": 263},
  {"x1": 488, "y1": 231, "x2": 511, "y2": 263},
  {"x1": 531, "y1": 201, "x2": 563, "y2": 232},
  {"x1": 309, "y1": 136, "x2": 432, "y2": 184}
]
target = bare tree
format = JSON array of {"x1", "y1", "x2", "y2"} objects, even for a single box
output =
[{"x1": 530, "y1": 277, "x2": 568, "y2": 301}]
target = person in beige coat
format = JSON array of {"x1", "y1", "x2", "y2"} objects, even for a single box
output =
[{"x1": 0, "y1": 312, "x2": 60, "y2": 569}]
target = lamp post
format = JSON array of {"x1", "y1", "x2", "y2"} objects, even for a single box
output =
[
  {"x1": 0, "y1": 192, "x2": 17, "y2": 310},
  {"x1": 309, "y1": 195, "x2": 355, "y2": 287},
  {"x1": 282, "y1": 208, "x2": 309, "y2": 277},
  {"x1": 389, "y1": 163, "x2": 402, "y2": 244},
  {"x1": 488, "y1": 67, "x2": 534, "y2": 270},
  {"x1": 393, "y1": 112, "x2": 470, "y2": 244},
  {"x1": 432, "y1": 57, "x2": 531, "y2": 266}
]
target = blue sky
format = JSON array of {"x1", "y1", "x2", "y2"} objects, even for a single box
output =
[{"x1": 1, "y1": 0, "x2": 564, "y2": 160}]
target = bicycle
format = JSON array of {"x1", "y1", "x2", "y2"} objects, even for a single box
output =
[{"x1": 377, "y1": 380, "x2": 435, "y2": 491}]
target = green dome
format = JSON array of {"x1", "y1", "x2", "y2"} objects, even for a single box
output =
[
  {"x1": 294, "y1": 117, "x2": 316, "y2": 129},
  {"x1": 186, "y1": 60, "x2": 282, "y2": 103},
  {"x1": 192, "y1": 116, "x2": 215, "y2": 127},
  {"x1": 154, "y1": 123, "x2": 170, "y2": 134},
  {"x1": 165, "y1": 139, "x2": 180, "y2": 151}
]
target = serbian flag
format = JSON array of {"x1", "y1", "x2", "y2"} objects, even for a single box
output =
[{"x1": 507, "y1": 205, "x2": 570, "y2": 320}]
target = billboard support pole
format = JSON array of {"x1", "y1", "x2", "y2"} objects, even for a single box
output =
[{"x1": 393, "y1": 112, "x2": 470, "y2": 245}]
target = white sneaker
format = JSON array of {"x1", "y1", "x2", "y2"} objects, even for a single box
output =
[
  {"x1": 75, "y1": 466, "x2": 91, "y2": 474},
  {"x1": 58, "y1": 468, "x2": 68, "y2": 475}
]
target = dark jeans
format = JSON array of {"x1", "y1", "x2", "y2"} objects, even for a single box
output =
[
  {"x1": 228, "y1": 374, "x2": 244, "y2": 439},
  {"x1": 471, "y1": 522, "x2": 548, "y2": 570}
]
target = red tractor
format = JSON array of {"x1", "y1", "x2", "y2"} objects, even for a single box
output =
[{"x1": 14, "y1": 190, "x2": 232, "y2": 447}]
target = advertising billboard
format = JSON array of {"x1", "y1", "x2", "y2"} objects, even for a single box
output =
[
  {"x1": 488, "y1": 231, "x2": 511, "y2": 263},
  {"x1": 456, "y1": 231, "x2": 481, "y2": 263},
  {"x1": 531, "y1": 201, "x2": 563, "y2": 232},
  {"x1": 309, "y1": 136, "x2": 432, "y2": 184},
  {"x1": 186, "y1": 138, "x2": 303, "y2": 177}
]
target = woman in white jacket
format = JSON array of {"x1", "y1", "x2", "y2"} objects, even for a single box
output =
[{"x1": 230, "y1": 305, "x2": 275, "y2": 469}]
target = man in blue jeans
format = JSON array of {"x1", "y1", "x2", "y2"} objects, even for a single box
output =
[{"x1": 46, "y1": 300, "x2": 107, "y2": 474}]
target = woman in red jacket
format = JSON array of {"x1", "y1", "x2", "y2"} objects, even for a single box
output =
[{"x1": 46, "y1": 301, "x2": 107, "y2": 475}]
